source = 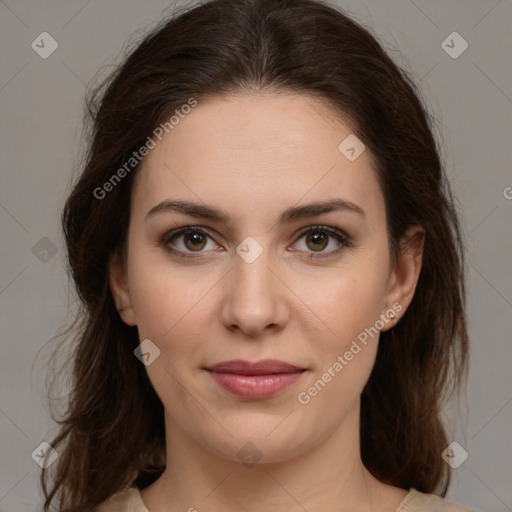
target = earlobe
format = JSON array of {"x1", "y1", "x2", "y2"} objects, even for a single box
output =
[
  {"x1": 109, "y1": 256, "x2": 137, "y2": 326},
  {"x1": 381, "y1": 225, "x2": 425, "y2": 331}
]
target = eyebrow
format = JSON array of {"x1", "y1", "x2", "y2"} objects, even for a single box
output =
[{"x1": 145, "y1": 198, "x2": 366, "y2": 225}]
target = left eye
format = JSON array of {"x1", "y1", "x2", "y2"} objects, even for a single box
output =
[{"x1": 293, "y1": 226, "x2": 348, "y2": 254}]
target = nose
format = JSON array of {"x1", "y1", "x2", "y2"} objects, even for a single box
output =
[{"x1": 219, "y1": 244, "x2": 289, "y2": 338}]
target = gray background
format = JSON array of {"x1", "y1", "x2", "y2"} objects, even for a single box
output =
[{"x1": 0, "y1": 0, "x2": 511, "y2": 511}]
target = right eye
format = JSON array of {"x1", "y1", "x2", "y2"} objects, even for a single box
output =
[{"x1": 161, "y1": 226, "x2": 222, "y2": 258}]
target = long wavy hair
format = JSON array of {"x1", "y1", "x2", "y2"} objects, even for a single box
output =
[{"x1": 41, "y1": 0, "x2": 469, "y2": 510}]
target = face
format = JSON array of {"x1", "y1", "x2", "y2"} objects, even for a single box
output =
[{"x1": 110, "y1": 91, "x2": 423, "y2": 464}]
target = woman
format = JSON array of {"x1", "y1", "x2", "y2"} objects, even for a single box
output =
[{"x1": 41, "y1": 0, "x2": 474, "y2": 510}]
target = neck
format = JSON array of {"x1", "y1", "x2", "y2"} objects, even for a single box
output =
[{"x1": 140, "y1": 401, "x2": 404, "y2": 512}]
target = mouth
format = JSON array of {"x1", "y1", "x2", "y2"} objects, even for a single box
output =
[{"x1": 204, "y1": 359, "x2": 307, "y2": 399}]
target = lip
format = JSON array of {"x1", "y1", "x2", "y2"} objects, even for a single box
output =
[{"x1": 205, "y1": 359, "x2": 307, "y2": 399}]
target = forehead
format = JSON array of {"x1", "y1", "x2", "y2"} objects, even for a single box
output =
[{"x1": 132, "y1": 91, "x2": 384, "y2": 225}]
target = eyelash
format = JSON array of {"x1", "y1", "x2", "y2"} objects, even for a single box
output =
[{"x1": 160, "y1": 225, "x2": 352, "y2": 260}]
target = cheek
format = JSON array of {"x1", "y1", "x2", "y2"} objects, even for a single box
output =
[
  {"x1": 295, "y1": 262, "x2": 389, "y2": 345},
  {"x1": 127, "y1": 248, "x2": 213, "y2": 339},
  {"x1": 294, "y1": 262, "x2": 389, "y2": 410},
  {"x1": 295, "y1": 272, "x2": 386, "y2": 411},
  {"x1": 127, "y1": 264, "x2": 211, "y2": 400}
]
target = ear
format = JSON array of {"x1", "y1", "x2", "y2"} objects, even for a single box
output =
[
  {"x1": 380, "y1": 225, "x2": 425, "y2": 331},
  {"x1": 109, "y1": 253, "x2": 137, "y2": 326}
]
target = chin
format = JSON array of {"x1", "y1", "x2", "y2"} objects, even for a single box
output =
[{"x1": 196, "y1": 418, "x2": 315, "y2": 466}]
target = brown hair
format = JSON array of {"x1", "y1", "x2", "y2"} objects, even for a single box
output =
[{"x1": 41, "y1": 0, "x2": 469, "y2": 510}]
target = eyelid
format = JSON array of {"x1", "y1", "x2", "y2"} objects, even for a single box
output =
[
  {"x1": 290, "y1": 224, "x2": 352, "y2": 259},
  {"x1": 161, "y1": 226, "x2": 222, "y2": 255},
  {"x1": 295, "y1": 224, "x2": 350, "y2": 244}
]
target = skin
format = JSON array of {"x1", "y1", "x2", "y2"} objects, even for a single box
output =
[{"x1": 110, "y1": 90, "x2": 424, "y2": 512}]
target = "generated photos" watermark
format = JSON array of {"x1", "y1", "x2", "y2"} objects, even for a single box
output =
[
  {"x1": 298, "y1": 302, "x2": 402, "y2": 405},
  {"x1": 93, "y1": 98, "x2": 198, "y2": 200}
]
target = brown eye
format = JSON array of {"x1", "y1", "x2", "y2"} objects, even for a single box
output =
[
  {"x1": 305, "y1": 231, "x2": 329, "y2": 251},
  {"x1": 293, "y1": 225, "x2": 351, "y2": 259},
  {"x1": 183, "y1": 232, "x2": 207, "y2": 251},
  {"x1": 162, "y1": 227, "x2": 218, "y2": 257}
]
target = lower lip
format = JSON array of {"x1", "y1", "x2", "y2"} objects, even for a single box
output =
[{"x1": 207, "y1": 371, "x2": 305, "y2": 399}]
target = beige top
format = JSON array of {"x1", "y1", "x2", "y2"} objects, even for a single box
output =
[{"x1": 96, "y1": 486, "x2": 476, "y2": 511}]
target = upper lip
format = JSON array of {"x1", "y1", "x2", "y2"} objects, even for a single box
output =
[{"x1": 205, "y1": 359, "x2": 305, "y2": 375}]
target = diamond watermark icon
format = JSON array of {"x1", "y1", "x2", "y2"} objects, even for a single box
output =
[
  {"x1": 134, "y1": 339, "x2": 161, "y2": 366},
  {"x1": 441, "y1": 32, "x2": 468, "y2": 59},
  {"x1": 32, "y1": 237, "x2": 58, "y2": 263},
  {"x1": 31, "y1": 441, "x2": 59, "y2": 468},
  {"x1": 338, "y1": 134, "x2": 365, "y2": 161},
  {"x1": 31, "y1": 32, "x2": 59, "y2": 59},
  {"x1": 236, "y1": 442, "x2": 263, "y2": 468},
  {"x1": 236, "y1": 236, "x2": 263, "y2": 264},
  {"x1": 441, "y1": 441, "x2": 468, "y2": 469}
]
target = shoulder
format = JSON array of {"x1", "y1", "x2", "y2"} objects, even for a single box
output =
[
  {"x1": 397, "y1": 489, "x2": 477, "y2": 512},
  {"x1": 95, "y1": 486, "x2": 148, "y2": 512},
  {"x1": 95, "y1": 485, "x2": 476, "y2": 512}
]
